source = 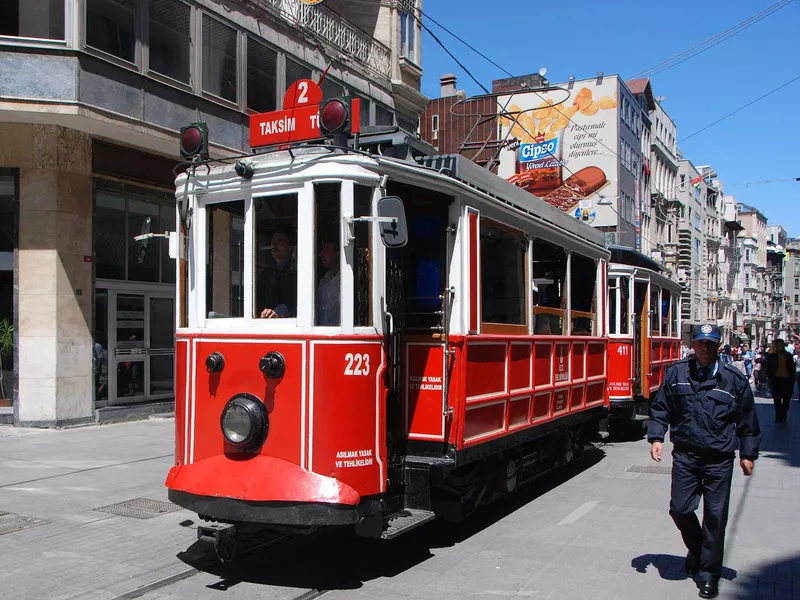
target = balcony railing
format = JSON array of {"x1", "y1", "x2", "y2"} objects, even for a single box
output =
[{"x1": 254, "y1": 0, "x2": 392, "y2": 78}]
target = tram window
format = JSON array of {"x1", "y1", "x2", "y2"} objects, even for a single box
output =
[
  {"x1": 661, "y1": 289, "x2": 671, "y2": 336},
  {"x1": 480, "y1": 222, "x2": 526, "y2": 326},
  {"x1": 619, "y1": 276, "x2": 630, "y2": 335},
  {"x1": 609, "y1": 278, "x2": 618, "y2": 334},
  {"x1": 254, "y1": 194, "x2": 298, "y2": 319},
  {"x1": 650, "y1": 285, "x2": 660, "y2": 334},
  {"x1": 570, "y1": 254, "x2": 597, "y2": 336},
  {"x1": 353, "y1": 184, "x2": 372, "y2": 327},
  {"x1": 671, "y1": 295, "x2": 678, "y2": 335},
  {"x1": 206, "y1": 200, "x2": 245, "y2": 318},
  {"x1": 532, "y1": 239, "x2": 567, "y2": 335},
  {"x1": 315, "y1": 183, "x2": 341, "y2": 327}
]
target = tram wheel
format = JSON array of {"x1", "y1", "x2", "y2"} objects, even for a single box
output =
[{"x1": 214, "y1": 534, "x2": 237, "y2": 564}]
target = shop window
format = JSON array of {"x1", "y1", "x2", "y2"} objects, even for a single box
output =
[
  {"x1": 320, "y1": 78, "x2": 345, "y2": 100},
  {"x1": 570, "y1": 254, "x2": 597, "y2": 336},
  {"x1": 148, "y1": 0, "x2": 191, "y2": 84},
  {"x1": 314, "y1": 184, "x2": 341, "y2": 326},
  {"x1": 128, "y1": 199, "x2": 159, "y2": 282},
  {"x1": 481, "y1": 222, "x2": 526, "y2": 327},
  {"x1": 375, "y1": 104, "x2": 394, "y2": 127},
  {"x1": 532, "y1": 239, "x2": 567, "y2": 335},
  {"x1": 247, "y1": 37, "x2": 277, "y2": 113},
  {"x1": 650, "y1": 285, "x2": 661, "y2": 334},
  {"x1": 353, "y1": 185, "x2": 372, "y2": 327},
  {"x1": 0, "y1": 172, "x2": 16, "y2": 408},
  {"x1": 86, "y1": 0, "x2": 136, "y2": 63},
  {"x1": 254, "y1": 194, "x2": 298, "y2": 319},
  {"x1": 95, "y1": 192, "x2": 127, "y2": 280},
  {"x1": 286, "y1": 58, "x2": 312, "y2": 89},
  {"x1": 202, "y1": 14, "x2": 237, "y2": 103},
  {"x1": 206, "y1": 200, "x2": 244, "y2": 319},
  {"x1": 0, "y1": 0, "x2": 65, "y2": 40}
]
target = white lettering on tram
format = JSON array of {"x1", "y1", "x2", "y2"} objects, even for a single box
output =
[
  {"x1": 335, "y1": 449, "x2": 374, "y2": 468},
  {"x1": 260, "y1": 116, "x2": 296, "y2": 136}
]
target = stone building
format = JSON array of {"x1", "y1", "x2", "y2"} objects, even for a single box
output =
[{"x1": 0, "y1": 0, "x2": 426, "y2": 425}]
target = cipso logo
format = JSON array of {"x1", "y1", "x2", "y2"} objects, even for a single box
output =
[{"x1": 520, "y1": 139, "x2": 558, "y2": 163}]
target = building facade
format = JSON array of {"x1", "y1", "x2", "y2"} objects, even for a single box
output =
[
  {"x1": 0, "y1": 0, "x2": 426, "y2": 426},
  {"x1": 737, "y1": 203, "x2": 769, "y2": 346},
  {"x1": 718, "y1": 195, "x2": 743, "y2": 345},
  {"x1": 785, "y1": 238, "x2": 800, "y2": 340}
]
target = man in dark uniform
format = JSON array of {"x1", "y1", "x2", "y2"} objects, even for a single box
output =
[{"x1": 648, "y1": 324, "x2": 760, "y2": 599}]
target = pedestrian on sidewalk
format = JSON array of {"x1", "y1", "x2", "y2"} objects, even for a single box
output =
[
  {"x1": 648, "y1": 323, "x2": 760, "y2": 600},
  {"x1": 794, "y1": 348, "x2": 800, "y2": 400},
  {"x1": 742, "y1": 344, "x2": 754, "y2": 382},
  {"x1": 765, "y1": 338, "x2": 794, "y2": 423}
]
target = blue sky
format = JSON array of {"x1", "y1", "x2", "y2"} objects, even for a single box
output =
[{"x1": 420, "y1": 0, "x2": 800, "y2": 237}]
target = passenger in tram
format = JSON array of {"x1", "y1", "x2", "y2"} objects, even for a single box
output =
[
  {"x1": 316, "y1": 236, "x2": 340, "y2": 326},
  {"x1": 258, "y1": 226, "x2": 297, "y2": 319}
]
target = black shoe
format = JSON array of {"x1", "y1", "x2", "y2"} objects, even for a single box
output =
[
  {"x1": 698, "y1": 580, "x2": 719, "y2": 598},
  {"x1": 685, "y1": 552, "x2": 699, "y2": 577}
]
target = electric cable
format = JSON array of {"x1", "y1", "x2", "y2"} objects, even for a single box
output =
[
  {"x1": 629, "y1": 0, "x2": 794, "y2": 79},
  {"x1": 679, "y1": 74, "x2": 800, "y2": 143}
]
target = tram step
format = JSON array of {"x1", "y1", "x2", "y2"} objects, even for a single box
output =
[
  {"x1": 404, "y1": 455, "x2": 455, "y2": 467},
  {"x1": 381, "y1": 509, "x2": 436, "y2": 540}
]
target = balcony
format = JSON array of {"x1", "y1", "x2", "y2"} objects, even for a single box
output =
[
  {"x1": 652, "y1": 137, "x2": 680, "y2": 170},
  {"x1": 254, "y1": 0, "x2": 392, "y2": 78}
]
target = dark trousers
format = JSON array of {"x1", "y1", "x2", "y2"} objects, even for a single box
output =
[
  {"x1": 670, "y1": 451, "x2": 734, "y2": 582},
  {"x1": 771, "y1": 377, "x2": 793, "y2": 420}
]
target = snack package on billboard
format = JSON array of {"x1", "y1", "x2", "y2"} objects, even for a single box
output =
[
  {"x1": 510, "y1": 126, "x2": 565, "y2": 194},
  {"x1": 541, "y1": 166, "x2": 607, "y2": 211}
]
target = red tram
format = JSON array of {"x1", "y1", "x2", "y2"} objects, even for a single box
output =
[
  {"x1": 160, "y1": 88, "x2": 611, "y2": 549},
  {"x1": 605, "y1": 247, "x2": 682, "y2": 427}
]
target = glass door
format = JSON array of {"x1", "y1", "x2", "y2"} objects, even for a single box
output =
[
  {"x1": 105, "y1": 289, "x2": 175, "y2": 405},
  {"x1": 115, "y1": 294, "x2": 146, "y2": 401},
  {"x1": 148, "y1": 295, "x2": 174, "y2": 398}
]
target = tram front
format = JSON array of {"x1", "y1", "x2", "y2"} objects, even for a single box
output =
[{"x1": 164, "y1": 101, "x2": 410, "y2": 537}]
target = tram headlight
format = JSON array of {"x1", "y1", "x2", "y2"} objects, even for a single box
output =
[{"x1": 220, "y1": 394, "x2": 268, "y2": 451}]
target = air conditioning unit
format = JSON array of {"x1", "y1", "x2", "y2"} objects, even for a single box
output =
[{"x1": 432, "y1": 130, "x2": 438, "y2": 141}]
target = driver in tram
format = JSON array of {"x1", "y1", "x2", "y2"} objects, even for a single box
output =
[{"x1": 258, "y1": 226, "x2": 297, "y2": 318}]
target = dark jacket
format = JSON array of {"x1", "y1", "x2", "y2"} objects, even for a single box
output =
[
  {"x1": 647, "y1": 358, "x2": 760, "y2": 459},
  {"x1": 764, "y1": 350, "x2": 794, "y2": 380}
]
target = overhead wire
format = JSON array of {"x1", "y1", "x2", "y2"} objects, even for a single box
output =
[
  {"x1": 629, "y1": 0, "x2": 794, "y2": 79},
  {"x1": 679, "y1": 74, "x2": 800, "y2": 143}
]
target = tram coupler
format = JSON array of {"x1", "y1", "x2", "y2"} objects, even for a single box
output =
[{"x1": 197, "y1": 523, "x2": 237, "y2": 563}]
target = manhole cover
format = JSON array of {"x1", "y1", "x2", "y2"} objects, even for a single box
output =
[
  {"x1": 626, "y1": 465, "x2": 672, "y2": 475},
  {"x1": 95, "y1": 498, "x2": 181, "y2": 519},
  {"x1": 0, "y1": 511, "x2": 50, "y2": 535}
]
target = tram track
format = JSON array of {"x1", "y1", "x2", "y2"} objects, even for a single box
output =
[{"x1": 109, "y1": 530, "x2": 328, "y2": 600}]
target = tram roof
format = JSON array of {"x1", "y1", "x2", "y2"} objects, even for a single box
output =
[
  {"x1": 177, "y1": 146, "x2": 607, "y2": 253},
  {"x1": 608, "y1": 246, "x2": 666, "y2": 273},
  {"x1": 414, "y1": 154, "x2": 606, "y2": 249}
]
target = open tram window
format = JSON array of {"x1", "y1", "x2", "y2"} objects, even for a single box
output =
[
  {"x1": 314, "y1": 183, "x2": 341, "y2": 327},
  {"x1": 650, "y1": 285, "x2": 661, "y2": 335},
  {"x1": 532, "y1": 239, "x2": 566, "y2": 335},
  {"x1": 254, "y1": 193, "x2": 298, "y2": 319},
  {"x1": 671, "y1": 295, "x2": 678, "y2": 335},
  {"x1": 570, "y1": 254, "x2": 597, "y2": 336},
  {"x1": 619, "y1": 276, "x2": 630, "y2": 335},
  {"x1": 480, "y1": 221, "x2": 527, "y2": 329},
  {"x1": 353, "y1": 184, "x2": 372, "y2": 327},
  {"x1": 661, "y1": 289, "x2": 672, "y2": 336},
  {"x1": 206, "y1": 200, "x2": 245, "y2": 318}
]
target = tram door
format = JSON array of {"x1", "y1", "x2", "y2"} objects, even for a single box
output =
[
  {"x1": 632, "y1": 281, "x2": 648, "y2": 397},
  {"x1": 383, "y1": 183, "x2": 452, "y2": 468}
]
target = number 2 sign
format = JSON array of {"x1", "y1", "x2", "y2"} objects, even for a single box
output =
[{"x1": 283, "y1": 79, "x2": 323, "y2": 109}]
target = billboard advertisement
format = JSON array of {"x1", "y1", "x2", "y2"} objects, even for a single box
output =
[{"x1": 497, "y1": 77, "x2": 620, "y2": 228}]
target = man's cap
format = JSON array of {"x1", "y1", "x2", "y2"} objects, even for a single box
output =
[{"x1": 692, "y1": 324, "x2": 721, "y2": 343}]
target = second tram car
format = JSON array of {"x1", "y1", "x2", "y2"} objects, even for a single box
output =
[
  {"x1": 160, "y1": 113, "x2": 611, "y2": 548},
  {"x1": 606, "y1": 246, "x2": 682, "y2": 427}
]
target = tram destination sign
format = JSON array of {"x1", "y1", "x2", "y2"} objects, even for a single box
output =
[{"x1": 250, "y1": 79, "x2": 360, "y2": 148}]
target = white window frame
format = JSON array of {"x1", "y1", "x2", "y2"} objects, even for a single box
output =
[{"x1": 0, "y1": 0, "x2": 74, "y2": 48}]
